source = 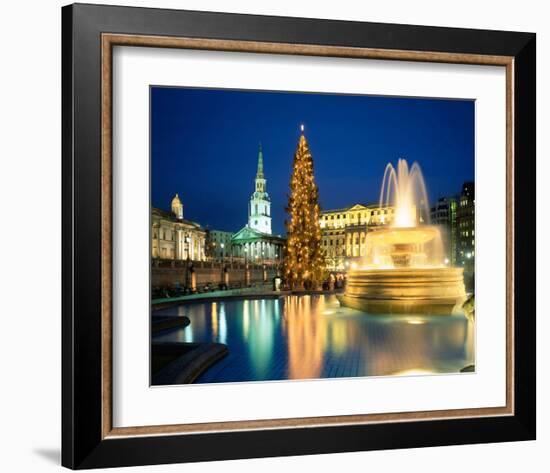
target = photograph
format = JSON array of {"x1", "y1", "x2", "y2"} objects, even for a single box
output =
[{"x1": 149, "y1": 87, "x2": 476, "y2": 385}]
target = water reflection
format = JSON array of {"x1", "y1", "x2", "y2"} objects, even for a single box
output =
[
  {"x1": 219, "y1": 303, "x2": 227, "y2": 345},
  {"x1": 152, "y1": 295, "x2": 474, "y2": 384},
  {"x1": 286, "y1": 296, "x2": 326, "y2": 379},
  {"x1": 246, "y1": 299, "x2": 275, "y2": 378}
]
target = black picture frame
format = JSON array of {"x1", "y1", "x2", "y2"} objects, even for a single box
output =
[{"x1": 62, "y1": 3, "x2": 536, "y2": 469}]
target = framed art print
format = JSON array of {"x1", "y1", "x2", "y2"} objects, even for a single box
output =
[{"x1": 62, "y1": 4, "x2": 536, "y2": 469}]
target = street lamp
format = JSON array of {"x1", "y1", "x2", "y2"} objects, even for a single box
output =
[
  {"x1": 244, "y1": 246, "x2": 250, "y2": 286},
  {"x1": 220, "y1": 242, "x2": 225, "y2": 284},
  {"x1": 261, "y1": 249, "x2": 267, "y2": 283},
  {"x1": 185, "y1": 235, "x2": 191, "y2": 289}
]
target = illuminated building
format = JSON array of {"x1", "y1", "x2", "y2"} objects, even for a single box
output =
[
  {"x1": 430, "y1": 182, "x2": 475, "y2": 283},
  {"x1": 430, "y1": 196, "x2": 458, "y2": 265},
  {"x1": 456, "y1": 182, "x2": 475, "y2": 274},
  {"x1": 231, "y1": 144, "x2": 285, "y2": 264},
  {"x1": 151, "y1": 194, "x2": 207, "y2": 261},
  {"x1": 319, "y1": 204, "x2": 399, "y2": 270}
]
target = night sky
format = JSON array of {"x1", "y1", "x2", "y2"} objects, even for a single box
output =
[{"x1": 151, "y1": 87, "x2": 474, "y2": 235}]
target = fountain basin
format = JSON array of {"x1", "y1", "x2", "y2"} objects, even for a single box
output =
[{"x1": 338, "y1": 267, "x2": 467, "y2": 315}]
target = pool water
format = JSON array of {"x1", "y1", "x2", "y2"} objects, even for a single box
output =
[{"x1": 152, "y1": 295, "x2": 474, "y2": 384}]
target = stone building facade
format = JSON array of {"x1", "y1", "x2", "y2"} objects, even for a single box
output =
[
  {"x1": 206, "y1": 230, "x2": 234, "y2": 261},
  {"x1": 151, "y1": 194, "x2": 207, "y2": 261},
  {"x1": 320, "y1": 203, "x2": 399, "y2": 270}
]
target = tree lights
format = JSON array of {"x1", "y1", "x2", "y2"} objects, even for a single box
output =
[{"x1": 284, "y1": 127, "x2": 325, "y2": 289}]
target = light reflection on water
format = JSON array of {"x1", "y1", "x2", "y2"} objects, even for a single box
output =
[{"x1": 152, "y1": 295, "x2": 474, "y2": 384}]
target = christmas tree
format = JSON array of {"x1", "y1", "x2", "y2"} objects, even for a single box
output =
[{"x1": 284, "y1": 126, "x2": 325, "y2": 289}]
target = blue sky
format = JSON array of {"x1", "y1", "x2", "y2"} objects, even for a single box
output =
[{"x1": 151, "y1": 87, "x2": 474, "y2": 235}]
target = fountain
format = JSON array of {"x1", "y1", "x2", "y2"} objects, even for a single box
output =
[{"x1": 337, "y1": 159, "x2": 466, "y2": 315}]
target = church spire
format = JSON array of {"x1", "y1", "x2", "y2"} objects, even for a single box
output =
[
  {"x1": 249, "y1": 142, "x2": 271, "y2": 234},
  {"x1": 256, "y1": 142, "x2": 264, "y2": 179}
]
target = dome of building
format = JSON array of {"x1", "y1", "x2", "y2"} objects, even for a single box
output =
[{"x1": 171, "y1": 193, "x2": 183, "y2": 220}]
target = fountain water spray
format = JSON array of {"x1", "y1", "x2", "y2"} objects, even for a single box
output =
[{"x1": 379, "y1": 159, "x2": 430, "y2": 228}]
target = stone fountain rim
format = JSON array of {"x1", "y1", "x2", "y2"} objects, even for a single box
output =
[{"x1": 348, "y1": 266, "x2": 464, "y2": 275}]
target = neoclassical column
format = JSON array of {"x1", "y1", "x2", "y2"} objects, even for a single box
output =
[
  {"x1": 152, "y1": 224, "x2": 158, "y2": 258},
  {"x1": 176, "y1": 229, "x2": 183, "y2": 260}
]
